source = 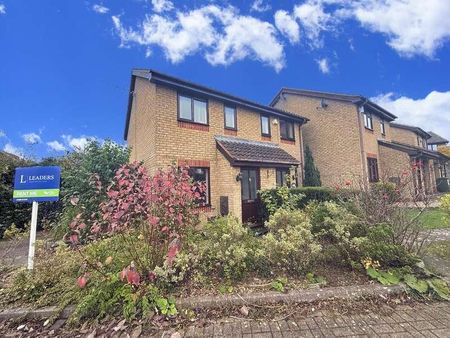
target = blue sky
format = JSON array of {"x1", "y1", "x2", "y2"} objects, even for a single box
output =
[{"x1": 1, "y1": 0, "x2": 450, "y2": 159}]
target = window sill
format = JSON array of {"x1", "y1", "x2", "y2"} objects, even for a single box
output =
[
  {"x1": 196, "y1": 205, "x2": 213, "y2": 212},
  {"x1": 261, "y1": 135, "x2": 272, "y2": 141},
  {"x1": 364, "y1": 127, "x2": 374, "y2": 132},
  {"x1": 178, "y1": 120, "x2": 209, "y2": 132},
  {"x1": 281, "y1": 138, "x2": 295, "y2": 145},
  {"x1": 224, "y1": 129, "x2": 238, "y2": 136}
]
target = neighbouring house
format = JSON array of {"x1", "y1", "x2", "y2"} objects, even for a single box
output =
[
  {"x1": 427, "y1": 132, "x2": 450, "y2": 179},
  {"x1": 270, "y1": 89, "x2": 450, "y2": 196},
  {"x1": 270, "y1": 88, "x2": 397, "y2": 187},
  {"x1": 380, "y1": 123, "x2": 449, "y2": 194},
  {"x1": 124, "y1": 69, "x2": 308, "y2": 223},
  {"x1": 427, "y1": 131, "x2": 449, "y2": 151}
]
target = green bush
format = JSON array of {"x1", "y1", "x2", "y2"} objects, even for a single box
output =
[
  {"x1": 353, "y1": 224, "x2": 417, "y2": 267},
  {"x1": 306, "y1": 201, "x2": 362, "y2": 264},
  {"x1": 261, "y1": 209, "x2": 321, "y2": 275},
  {"x1": 55, "y1": 140, "x2": 130, "y2": 237},
  {"x1": 441, "y1": 194, "x2": 450, "y2": 216},
  {"x1": 188, "y1": 217, "x2": 262, "y2": 280}
]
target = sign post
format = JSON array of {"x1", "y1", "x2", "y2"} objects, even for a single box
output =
[{"x1": 13, "y1": 166, "x2": 61, "y2": 270}]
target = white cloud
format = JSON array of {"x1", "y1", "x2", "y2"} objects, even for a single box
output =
[
  {"x1": 22, "y1": 132, "x2": 41, "y2": 145},
  {"x1": 293, "y1": 0, "x2": 335, "y2": 48},
  {"x1": 205, "y1": 15, "x2": 285, "y2": 72},
  {"x1": 151, "y1": 0, "x2": 174, "y2": 13},
  {"x1": 0, "y1": 4, "x2": 6, "y2": 15},
  {"x1": 3, "y1": 143, "x2": 24, "y2": 158},
  {"x1": 113, "y1": 5, "x2": 285, "y2": 71},
  {"x1": 251, "y1": 0, "x2": 271, "y2": 13},
  {"x1": 47, "y1": 140, "x2": 66, "y2": 152},
  {"x1": 316, "y1": 58, "x2": 330, "y2": 74},
  {"x1": 351, "y1": 0, "x2": 450, "y2": 57},
  {"x1": 0, "y1": 130, "x2": 5, "y2": 138},
  {"x1": 274, "y1": 10, "x2": 300, "y2": 44},
  {"x1": 92, "y1": 4, "x2": 109, "y2": 14},
  {"x1": 62, "y1": 135, "x2": 95, "y2": 150},
  {"x1": 372, "y1": 91, "x2": 450, "y2": 141}
]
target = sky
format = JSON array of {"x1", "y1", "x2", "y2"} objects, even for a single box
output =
[{"x1": 1, "y1": 0, "x2": 450, "y2": 159}]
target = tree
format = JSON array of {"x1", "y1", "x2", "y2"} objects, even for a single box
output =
[
  {"x1": 55, "y1": 140, "x2": 130, "y2": 237},
  {"x1": 0, "y1": 152, "x2": 32, "y2": 238},
  {"x1": 303, "y1": 145, "x2": 321, "y2": 187}
]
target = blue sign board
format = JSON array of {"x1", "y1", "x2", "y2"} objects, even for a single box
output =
[{"x1": 13, "y1": 166, "x2": 61, "y2": 203}]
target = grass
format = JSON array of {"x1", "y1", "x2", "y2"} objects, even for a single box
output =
[
  {"x1": 405, "y1": 208, "x2": 450, "y2": 230},
  {"x1": 426, "y1": 240, "x2": 450, "y2": 260}
]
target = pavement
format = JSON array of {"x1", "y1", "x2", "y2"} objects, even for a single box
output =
[{"x1": 163, "y1": 302, "x2": 450, "y2": 338}]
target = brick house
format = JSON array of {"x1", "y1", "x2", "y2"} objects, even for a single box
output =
[
  {"x1": 270, "y1": 89, "x2": 397, "y2": 187},
  {"x1": 124, "y1": 70, "x2": 308, "y2": 223},
  {"x1": 384, "y1": 123, "x2": 449, "y2": 194},
  {"x1": 270, "y1": 88, "x2": 449, "y2": 195}
]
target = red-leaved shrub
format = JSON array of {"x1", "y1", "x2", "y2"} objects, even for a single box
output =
[{"x1": 70, "y1": 162, "x2": 204, "y2": 282}]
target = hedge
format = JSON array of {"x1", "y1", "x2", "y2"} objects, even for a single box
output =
[{"x1": 258, "y1": 186, "x2": 353, "y2": 222}]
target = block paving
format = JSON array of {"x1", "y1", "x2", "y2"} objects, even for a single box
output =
[{"x1": 161, "y1": 302, "x2": 450, "y2": 338}]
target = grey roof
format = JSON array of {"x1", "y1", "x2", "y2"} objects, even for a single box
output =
[
  {"x1": 378, "y1": 140, "x2": 449, "y2": 161},
  {"x1": 124, "y1": 69, "x2": 308, "y2": 140},
  {"x1": 270, "y1": 88, "x2": 397, "y2": 121},
  {"x1": 427, "y1": 131, "x2": 449, "y2": 145},
  {"x1": 215, "y1": 135, "x2": 300, "y2": 167},
  {"x1": 390, "y1": 123, "x2": 431, "y2": 139}
]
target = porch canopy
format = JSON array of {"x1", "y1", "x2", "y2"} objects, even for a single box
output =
[{"x1": 215, "y1": 135, "x2": 300, "y2": 167}]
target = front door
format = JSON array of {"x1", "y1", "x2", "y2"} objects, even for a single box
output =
[{"x1": 241, "y1": 168, "x2": 260, "y2": 224}]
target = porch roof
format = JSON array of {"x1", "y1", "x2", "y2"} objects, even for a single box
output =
[
  {"x1": 215, "y1": 135, "x2": 300, "y2": 167},
  {"x1": 427, "y1": 131, "x2": 449, "y2": 145},
  {"x1": 378, "y1": 140, "x2": 449, "y2": 161}
]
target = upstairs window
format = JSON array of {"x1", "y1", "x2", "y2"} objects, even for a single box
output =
[
  {"x1": 224, "y1": 106, "x2": 237, "y2": 130},
  {"x1": 363, "y1": 112, "x2": 373, "y2": 130},
  {"x1": 280, "y1": 119, "x2": 295, "y2": 141},
  {"x1": 188, "y1": 167, "x2": 210, "y2": 206},
  {"x1": 178, "y1": 94, "x2": 208, "y2": 125},
  {"x1": 380, "y1": 120, "x2": 386, "y2": 135},
  {"x1": 261, "y1": 115, "x2": 271, "y2": 137},
  {"x1": 367, "y1": 157, "x2": 379, "y2": 183}
]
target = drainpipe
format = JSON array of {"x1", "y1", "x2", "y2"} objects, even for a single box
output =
[{"x1": 356, "y1": 100, "x2": 368, "y2": 182}]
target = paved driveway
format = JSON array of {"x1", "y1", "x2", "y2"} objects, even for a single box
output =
[{"x1": 164, "y1": 302, "x2": 450, "y2": 338}]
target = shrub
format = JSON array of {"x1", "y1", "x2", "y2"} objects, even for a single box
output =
[
  {"x1": 69, "y1": 163, "x2": 202, "y2": 278},
  {"x1": 259, "y1": 186, "x2": 304, "y2": 216},
  {"x1": 306, "y1": 201, "x2": 361, "y2": 263},
  {"x1": 441, "y1": 194, "x2": 450, "y2": 216},
  {"x1": 54, "y1": 140, "x2": 130, "y2": 237},
  {"x1": 353, "y1": 224, "x2": 417, "y2": 268},
  {"x1": 259, "y1": 186, "x2": 347, "y2": 219},
  {"x1": 261, "y1": 209, "x2": 321, "y2": 275},
  {"x1": 188, "y1": 217, "x2": 262, "y2": 280}
]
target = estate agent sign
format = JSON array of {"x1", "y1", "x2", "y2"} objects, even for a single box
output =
[
  {"x1": 13, "y1": 166, "x2": 61, "y2": 270},
  {"x1": 13, "y1": 166, "x2": 61, "y2": 202}
]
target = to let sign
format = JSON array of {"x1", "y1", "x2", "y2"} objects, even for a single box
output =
[{"x1": 13, "y1": 166, "x2": 61, "y2": 203}]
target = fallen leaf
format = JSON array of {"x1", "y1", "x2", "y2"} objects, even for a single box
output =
[
  {"x1": 131, "y1": 325, "x2": 142, "y2": 338},
  {"x1": 240, "y1": 305, "x2": 249, "y2": 316},
  {"x1": 113, "y1": 319, "x2": 127, "y2": 332},
  {"x1": 170, "y1": 332, "x2": 182, "y2": 338},
  {"x1": 87, "y1": 329, "x2": 97, "y2": 338}
]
